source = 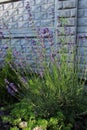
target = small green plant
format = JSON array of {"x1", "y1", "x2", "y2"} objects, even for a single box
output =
[
  {"x1": 47, "y1": 113, "x2": 72, "y2": 130},
  {"x1": 10, "y1": 127, "x2": 19, "y2": 130}
]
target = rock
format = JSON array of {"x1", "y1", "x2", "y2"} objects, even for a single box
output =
[{"x1": 19, "y1": 121, "x2": 27, "y2": 128}]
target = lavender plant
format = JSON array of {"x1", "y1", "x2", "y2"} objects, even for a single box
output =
[{"x1": 0, "y1": 1, "x2": 87, "y2": 130}]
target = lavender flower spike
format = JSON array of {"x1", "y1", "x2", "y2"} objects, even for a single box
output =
[{"x1": 5, "y1": 79, "x2": 18, "y2": 96}]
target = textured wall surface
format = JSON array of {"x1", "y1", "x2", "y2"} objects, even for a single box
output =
[
  {"x1": 77, "y1": 0, "x2": 87, "y2": 76},
  {"x1": 0, "y1": 0, "x2": 87, "y2": 74},
  {"x1": 57, "y1": 0, "x2": 77, "y2": 65},
  {"x1": 0, "y1": 0, "x2": 55, "y2": 69}
]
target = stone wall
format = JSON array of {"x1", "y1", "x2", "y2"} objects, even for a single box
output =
[
  {"x1": 57, "y1": 0, "x2": 87, "y2": 77},
  {"x1": 57, "y1": 0, "x2": 77, "y2": 65},
  {"x1": 0, "y1": 0, "x2": 55, "y2": 69},
  {"x1": 78, "y1": 0, "x2": 87, "y2": 77},
  {"x1": 0, "y1": 0, "x2": 87, "y2": 75}
]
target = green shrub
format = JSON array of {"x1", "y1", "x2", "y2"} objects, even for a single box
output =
[{"x1": 2, "y1": 52, "x2": 87, "y2": 130}]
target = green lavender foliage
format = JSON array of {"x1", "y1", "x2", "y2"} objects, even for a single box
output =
[
  {"x1": 3, "y1": 51, "x2": 87, "y2": 128},
  {"x1": 15, "y1": 57, "x2": 85, "y2": 117}
]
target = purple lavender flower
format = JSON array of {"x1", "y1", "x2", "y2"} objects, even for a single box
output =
[
  {"x1": 25, "y1": 2, "x2": 32, "y2": 21},
  {"x1": 39, "y1": 28, "x2": 53, "y2": 38},
  {"x1": 6, "y1": 85, "x2": 15, "y2": 96},
  {"x1": 13, "y1": 48, "x2": 19, "y2": 57},
  {"x1": 43, "y1": 28, "x2": 49, "y2": 34},
  {"x1": 5, "y1": 79, "x2": 18, "y2": 96},
  {"x1": 9, "y1": 83, "x2": 18, "y2": 92},
  {"x1": 31, "y1": 40, "x2": 36, "y2": 45},
  {"x1": 3, "y1": 44, "x2": 8, "y2": 49},
  {"x1": 26, "y1": 1, "x2": 30, "y2": 10}
]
